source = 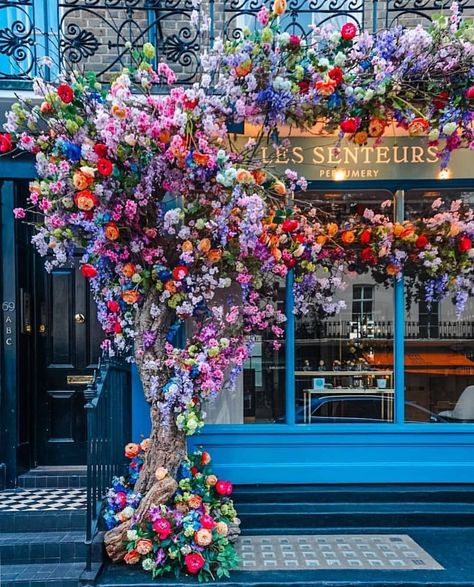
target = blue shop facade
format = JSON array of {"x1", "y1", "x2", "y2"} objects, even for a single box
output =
[{"x1": 1, "y1": 1, "x2": 474, "y2": 489}]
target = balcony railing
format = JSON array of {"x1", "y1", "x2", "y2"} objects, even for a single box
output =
[
  {"x1": 296, "y1": 319, "x2": 474, "y2": 340},
  {"x1": 0, "y1": 0, "x2": 473, "y2": 89}
]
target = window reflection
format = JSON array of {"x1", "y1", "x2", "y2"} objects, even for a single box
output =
[
  {"x1": 404, "y1": 190, "x2": 474, "y2": 423},
  {"x1": 295, "y1": 190, "x2": 394, "y2": 424}
]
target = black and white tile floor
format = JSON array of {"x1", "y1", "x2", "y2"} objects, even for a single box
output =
[{"x1": 0, "y1": 488, "x2": 86, "y2": 511}]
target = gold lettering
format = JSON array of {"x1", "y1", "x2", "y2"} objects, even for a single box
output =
[
  {"x1": 292, "y1": 146, "x2": 304, "y2": 164},
  {"x1": 276, "y1": 147, "x2": 289, "y2": 164},
  {"x1": 327, "y1": 149, "x2": 341, "y2": 165},
  {"x1": 393, "y1": 145, "x2": 409, "y2": 164},
  {"x1": 313, "y1": 147, "x2": 325, "y2": 164},
  {"x1": 376, "y1": 147, "x2": 390, "y2": 164},
  {"x1": 344, "y1": 148, "x2": 358, "y2": 165},
  {"x1": 411, "y1": 146, "x2": 424, "y2": 163},
  {"x1": 360, "y1": 147, "x2": 373, "y2": 164},
  {"x1": 261, "y1": 146, "x2": 270, "y2": 164},
  {"x1": 373, "y1": 169, "x2": 380, "y2": 178},
  {"x1": 427, "y1": 145, "x2": 439, "y2": 163}
]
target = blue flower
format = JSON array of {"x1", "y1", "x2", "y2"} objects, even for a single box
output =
[{"x1": 62, "y1": 141, "x2": 81, "y2": 162}]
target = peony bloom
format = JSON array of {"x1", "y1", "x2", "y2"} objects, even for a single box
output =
[
  {"x1": 124, "y1": 549, "x2": 140, "y2": 565},
  {"x1": 122, "y1": 290, "x2": 140, "y2": 304},
  {"x1": 340, "y1": 118, "x2": 359, "y2": 134},
  {"x1": 124, "y1": 442, "x2": 140, "y2": 458},
  {"x1": 206, "y1": 475, "x2": 218, "y2": 486},
  {"x1": 368, "y1": 118, "x2": 386, "y2": 138},
  {"x1": 93, "y1": 143, "x2": 108, "y2": 157},
  {"x1": 415, "y1": 234, "x2": 429, "y2": 249},
  {"x1": 315, "y1": 79, "x2": 337, "y2": 96},
  {"x1": 57, "y1": 84, "x2": 74, "y2": 104},
  {"x1": 341, "y1": 22, "x2": 357, "y2": 40},
  {"x1": 80, "y1": 264, "x2": 97, "y2": 279},
  {"x1": 184, "y1": 552, "x2": 205, "y2": 574},
  {"x1": 172, "y1": 265, "x2": 189, "y2": 280},
  {"x1": 153, "y1": 518, "x2": 172, "y2": 540},
  {"x1": 122, "y1": 262, "x2": 136, "y2": 278},
  {"x1": 328, "y1": 67, "x2": 343, "y2": 85},
  {"x1": 215, "y1": 521, "x2": 229, "y2": 535},
  {"x1": 136, "y1": 539, "x2": 154, "y2": 555},
  {"x1": 215, "y1": 480, "x2": 233, "y2": 496},
  {"x1": 360, "y1": 229, "x2": 372, "y2": 244},
  {"x1": 107, "y1": 300, "x2": 120, "y2": 313},
  {"x1": 97, "y1": 158, "x2": 113, "y2": 176},
  {"x1": 194, "y1": 528, "x2": 213, "y2": 546},
  {"x1": 200, "y1": 514, "x2": 216, "y2": 529},
  {"x1": 188, "y1": 494, "x2": 203, "y2": 509},
  {"x1": 75, "y1": 189, "x2": 97, "y2": 211},
  {"x1": 341, "y1": 231, "x2": 355, "y2": 244}
]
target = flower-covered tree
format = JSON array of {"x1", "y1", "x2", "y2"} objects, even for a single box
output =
[{"x1": 5, "y1": 1, "x2": 474, "y2": 578}]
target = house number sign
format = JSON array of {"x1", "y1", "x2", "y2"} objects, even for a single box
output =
[{"x1": 2, "y1": 301, "x2": 16, "y2": 347}]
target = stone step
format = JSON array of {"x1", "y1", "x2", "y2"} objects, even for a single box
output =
[
  {"x1": 0, "y1": 510, "x2": 85, "y2": 533},
  {"x1": 0, "y1": 531, "x2": 86, "y2": 564},
  {"x1": 0, "y1": 562, "x2": 85, "y2": 586},
  {"x1": 18, "y1": 466, "x2": 87, "y2": 489}
]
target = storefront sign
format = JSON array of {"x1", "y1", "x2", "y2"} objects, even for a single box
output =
[
  {"x1": 233, "y1": 134, "x2": 474, "y2": 181},
  {"x1": 2, "y1": 301, "x2": 16, "y2": 347}
]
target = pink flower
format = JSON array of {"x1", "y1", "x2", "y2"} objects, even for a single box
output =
[
  {"x1": 13, "y1": 207, "x2": 26, "y2": 219},
  {"x1": 257, "y1": 5, "x2": 269, "y2": 25},
  {"x1": 153, "y1": 518, "x2": 172, "y2": 540}
]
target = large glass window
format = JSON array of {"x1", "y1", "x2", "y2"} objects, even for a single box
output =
[
  {"x1": 294, "y1": 190, "x2": 394, "y2": 424},
  {"x1": 404, "y1": 189, "x2": 474, "y2": 423}
]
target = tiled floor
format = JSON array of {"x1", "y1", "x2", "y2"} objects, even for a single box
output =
[
  {"x1": 0, "y1": 488, "x2": 86, "y2": 511},
  {"x1": 236, "y1": 534, "x2": 443, "y2": 571}
]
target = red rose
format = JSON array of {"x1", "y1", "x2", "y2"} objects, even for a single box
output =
[
  {"x1": 172, "y1": 265, "x2": 189, "y2": 281},
  {"x1": 284, "y1": 257, "x2": 297, "y2": 268},
  {"x1": 153, "y1": 518, "x2": 171, "y2": 540},
  {"x1": 466, "y1": 86, "x2": 474, "y2": 100},
  {"x1": 223, "y1": 481, "x2": 233, "y2": 495},
  {"x1": 459, "y1": 235, "x2": 472, "y2": 253},
  {"x1": 200, "y1": 514, "x2": 216, "y2": 529},
  {"x1": 97, "y1": 158, "x2": 113, "y2": 176},
  {"x1": 298, "y1": 80, "x2": 310, "y2": 94},
  {"x1": 113, "y1": 322, "x2": 122, "y2": 334},
  {"x1": 115, "y1": 491, "x2": 127, "y2": 508},
  {"x1": 281, "y1": 219, "x2": 299, "y2": 232},
  {"x1": 361, "y1": 247, "x2": 377, "y2": 264},
  {"x1": 201, "y1": 451, "x2": 211, "y2": 465},
  {"x1": 328, "y1": 67, "x2": 343, "y2": 85},
  {"x1": 433, "y1": 91, "x2": 449, "y2": 110},
  {"x1": 216, "y1": 479, "x2": 233, "y2": 496},
  {"x1": 288, "y1": 34, "x2": 301, "y2": 48},
  {"x1": 360, "y1": 229, "x2": 371, "y2": 244},
  {"x1": 94, "y1": 143, "x2": 108, "y2": 157},
  {"x1": 191, "y1": 466, "x2": 198, "y2": 476},
  {"x1": 107, "y1": 300, "x2": 120, "y2": 312},
  {"x1": 341, "y1": 22, "x2": 357, "y2": 40},
  {"x1": 185, "y1": 553, "x2": 205, "y2": 574},
  {"x1": 183, "y1": 97, "x2": 198, "y2": 110},
  {"x1": 75, "y1": 189, "x2": 98, "y2": 211},
  {"x1": 57, "y1": 84, "x2": 74, "y2": 104},
  {"x1": 415, "y1": 235, "x2": 429, "y2": 249},
  {"x1": 340, "y1": 118, "x2": 359, "y2": 134},
  {"x1": 80, "y1": 264, "x2": 97, "y2": 279},
  {"x1": 0, "y1": 133, "x2": 12, "y2": 153}
]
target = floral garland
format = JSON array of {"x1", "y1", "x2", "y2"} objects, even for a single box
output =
[
  {"x1": 3, "y1": 2, "x2": 474, "y2": 437},
  {"x1": 104, "y1": 444, "x2": 239, "y2": 579}
]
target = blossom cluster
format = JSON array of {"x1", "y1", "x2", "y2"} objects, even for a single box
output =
[{"x1": 110, "y1": 447, "x2": 240, "y2": 580}]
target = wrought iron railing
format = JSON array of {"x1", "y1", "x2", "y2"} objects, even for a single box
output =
[
  {"x1": 1, "y1": 0, "x2": 474, "y2": 88},
  {"x1": 296, "y1": 319, "x2": 474, "y2": 339},
  {"x1": 84, "y1": 357, "x2": 131, "y2": 573}
]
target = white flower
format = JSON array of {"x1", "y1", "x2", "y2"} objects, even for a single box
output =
[
  {"x1": 142, "y1": 558, "x2": 155, "y2": 571},
  {"x1": 318, "y1": 57, "x2": 330, "y2": 69},
  {"x1": 442, "y1": 122, "x2": 457, "y2": 136},
  {"x1": 127, "y1": 530, "x2": 138, "y2": 541}
]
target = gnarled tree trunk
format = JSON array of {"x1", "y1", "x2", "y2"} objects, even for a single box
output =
[{"x1": 104, "y1": 291, "x2": 187, "y2": 562}]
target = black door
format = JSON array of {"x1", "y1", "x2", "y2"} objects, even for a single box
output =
[{"x1": 37, "y1": 257, "x2": 103, "y2": 465}]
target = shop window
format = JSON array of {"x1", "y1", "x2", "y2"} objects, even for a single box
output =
[{"x1": 404, "y1": 189, "x2": 474, "y2": 423}]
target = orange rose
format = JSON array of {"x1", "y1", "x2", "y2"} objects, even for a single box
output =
[
  {"x1": 354, "y1": 131, "x2": 368, "y2": 145},
  {"x1": 207, "y1": 249, "x2": 222, "y2": 263},
  {"x1": 136, "y1": 539, "x2": 153, "y2": 555},
  {"x1": 105, "y1": 222, "x2": 120, "y2": 241},
  {"x1": 393, "y1": 223, "x2": 404, "y2": 237},
  {"x1": 206, "y1": 475, "x2": 218, "y2": 486},
  {"x1": 408, "y1": 117, "x2": 429, "y2": 136},
  {"x1": 236, "y1": 168, "x2": 254, "y2": 183},
  {"x1": 341, "y1": 230, "x2": 355, "y2": 244},
  {"x1": 449, "y1": 223, "x2": 461, "y2": 237},
  {"x1": 315, "y1": 79, "x2": 337, "y2": 97},
  {"x1": 124, "y1": 442, "x2": 140, "y2": 458},
  {"x1": 368, "y1": 117, "x2": 386, "y2": 138},
  {"x1": 272, "y1": 247, "x2": 282, "y2": 261},
  {"x1": 111, "y1": 104, "x2": 127, "y2": 119},
  {"x1": 272, "y1": 180, "x2": 286, "y2": 196},
  {"x1": 192, "y1": 151, "x2": 210, "y2": 166},
  {"x1": 251, "y1": 169, "x2": 267, "y2": 185},
  {"x1": 188, "y1": 494, "x2": 203, "y2": 509},
  {"x1": 235, "y1": 62, "x2": 252, "y2": 77},
  {"x1": 73, "y1": 171, "x2": 93, "y2": 190},
  {"x1": 401, "y1": 224, "x2": 415, "y2": 239},
  {"x1": 198, "y1": 238, "x2": 211, "y2": 253},
  {"x1": 326, "y1": 223, "x2": 338, "y2": 237},
  {"x1": 195, "y1": 528, "x2": 213, "y2": 547},
  {"x1": 273, "y1": 0, "x2": 286, "y2": 15},
  {"x1": 159, "y1": 129, "x2": 171, "y2": 144},
  {"x1": 316, "y1": 235, "x2": 327, "y2": 245},
  {"x1": 122, "y1": 262, "x2": 136, "y2": 278},
  {"x1": 386, "y1": 263, "x2": 400, "y2": 276},
  {"x1": 182, "y1": 240, "x2": 193, "y2": 253},
  {"x1": 164, "y1": 280, "x2": 177, "y2": 293},
  {"x1": 215, "y1": 522, "x2": 228, "y2": 535},
  {"x1": 75, "y1": 189, "x2": 97, "y2": 211},
  {"x1": 124, "y1": 549, "x2": 140, "y2": 565},
  {"x1": 122, "y1": 290, "x2": 140, "y2": 304}
]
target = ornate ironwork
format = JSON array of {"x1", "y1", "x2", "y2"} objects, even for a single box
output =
[{"x1": 0, "y1": 0, "x2": 473, "y2": 87}]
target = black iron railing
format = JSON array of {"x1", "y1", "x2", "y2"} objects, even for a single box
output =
[
  {"x1": 296, "y1": 319, "x2": 474, "y2": 340},
  {"x1": 84, "y1": 357, "x2": 131, "y2": 572},
  {"x1": 1, "y1": 0, "x2": 474, "y2": 89}
]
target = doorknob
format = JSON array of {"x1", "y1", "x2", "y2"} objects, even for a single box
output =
[{"x1": 74, "y1": 313, "x2": 86, "y2": 324}]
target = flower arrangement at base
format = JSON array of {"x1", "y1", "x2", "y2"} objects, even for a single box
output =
[{"x1": 104, "y1": 446, "x2": 240, "y2": 580}]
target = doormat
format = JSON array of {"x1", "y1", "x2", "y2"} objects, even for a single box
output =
[
  {"x1": 236, "y1": 534, "x2": 443, "y2": 571},
  {"x1": 0, "y1": 488, "x2": 86, "y2": 511}
]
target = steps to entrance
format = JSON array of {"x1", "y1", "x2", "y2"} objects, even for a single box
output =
[
  {"x1": 0, "y1": 469, "x2": 90, "y2": 586},
  {"x1": 18, "y1": 466, "x2": 87, "y2": 489},
  {"x1": 95, "y1": 484, "x2": 474, "y2": 587}
]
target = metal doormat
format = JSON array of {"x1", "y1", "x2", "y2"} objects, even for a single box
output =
[{"x1": 236, "y1": 535, "x2": 443, "y2": 571}]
